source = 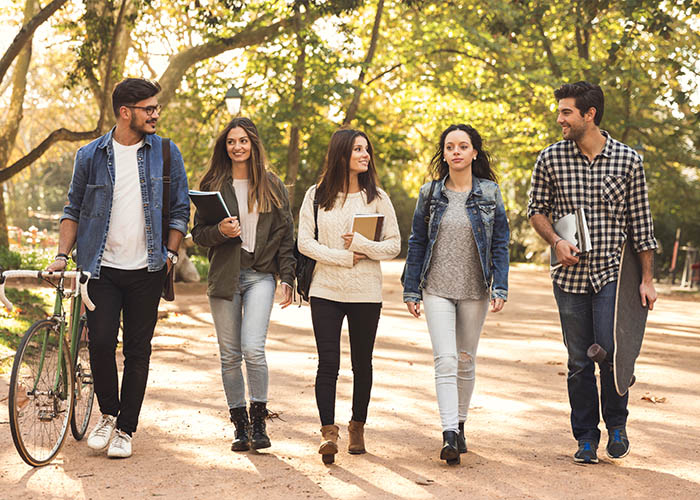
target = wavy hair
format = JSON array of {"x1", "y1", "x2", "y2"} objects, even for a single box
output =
[
  {"x1": 428, "y1": 124, "x2": 497, "y2": 183},
  {"x1": 199, "y1": 117, "x2": 281, "y2": 212}
]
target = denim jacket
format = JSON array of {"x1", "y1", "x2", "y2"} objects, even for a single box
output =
[
  {"x1": 402, "y1": 176, "x2": 510, "y2": 303},
  {"x1": 60, "y1": 128, "x2": 190, "y2": 278}
]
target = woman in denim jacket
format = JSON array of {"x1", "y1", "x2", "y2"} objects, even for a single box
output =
[{"x1": 402, "y1": 124, "x2": 510, "y2": 465}]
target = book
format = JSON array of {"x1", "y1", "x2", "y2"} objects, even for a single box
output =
[
  {"x1": 189, "y1": 190, "x2": 242, "y2": 244},
  {"x1": 189, "y1": 190, "x2": 231, "y2": 223},
  {"x1": 550, "y1": 207, "x2": 592, "y2": 269},
  {"x1": 352, "y1": 213, "x2": 384, "y2": 241}
]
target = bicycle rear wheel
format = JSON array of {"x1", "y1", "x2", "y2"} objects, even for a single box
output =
[
  {"x1": 8, "y1": 319, "x2": 75, "y2": 467},
  {"x1": 71, "y1": 314, "x2": 94, "y2": 440}
]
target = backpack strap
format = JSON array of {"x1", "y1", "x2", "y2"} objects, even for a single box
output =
[
  {"x1": 312, "y1": 188, "x2": 319, "y2": 240},
  {"x1": 161, "y1": 138, "x2": 171, "y2": 247}
]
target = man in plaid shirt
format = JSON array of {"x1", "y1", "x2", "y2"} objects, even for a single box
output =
[{"x1": 528, "y1": 81, "x2": 657, "y2": 464}]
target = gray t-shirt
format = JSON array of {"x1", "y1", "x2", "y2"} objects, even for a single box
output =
[{"x1": 424, "y1": 189, "x2": 488, "y2": 300}]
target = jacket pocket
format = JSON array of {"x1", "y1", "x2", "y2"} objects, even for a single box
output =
[{"x1": 81, "y1": 184, "x2": 107, "y2": 218}]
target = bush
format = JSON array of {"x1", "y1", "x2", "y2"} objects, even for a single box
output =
[
  {"x1": 189, "y1": 254, "x2": 209, "y2": 281},
  {"x1": 0, "y1": 246, "x2": 22, "y2": 270},
  {"x1": 20, "y1": 249, "x2": 57, "y2": 270}
]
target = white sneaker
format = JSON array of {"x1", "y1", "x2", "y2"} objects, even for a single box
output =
[
  {"x1": 107, "y1": 429, "x2": 132, "y2": 458},
  {"x1": 87, "y1": 414, "x2": 116, "y2": 451}
]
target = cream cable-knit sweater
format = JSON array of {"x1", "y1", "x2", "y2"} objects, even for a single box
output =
[{"x1": 298, "y1": 185, "x2": 401, "y2": 303}]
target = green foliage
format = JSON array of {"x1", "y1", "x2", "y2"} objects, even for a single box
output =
[
  {"x1": 189, "y1": 254, "x2": 210, "y2": 281},
  {"x1": 0, "y1": 288, "x2": 52, "y2": 355},
  {"x1": 20, "y1": 249, "x2": 61, "y2": 271},
  {"x1": 0, "y1": 247, "x2": 22, "y2": 270}
]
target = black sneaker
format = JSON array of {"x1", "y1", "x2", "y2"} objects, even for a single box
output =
[
  {"x1": 606, "y1": 427, "x2": 630, "y2": 459},
  {"x1": 574, "y1": 440, "x2": 599, "y2": 464}
]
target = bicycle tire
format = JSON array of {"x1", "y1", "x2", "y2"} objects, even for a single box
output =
[
  {"x1": 70, "y1": 315, "x2": 94, "y2": 440},
  {"x1": 8, "y1": 319, "x2": 75, "y2": 467}
]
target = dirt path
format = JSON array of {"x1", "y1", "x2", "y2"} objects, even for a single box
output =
[{"x1": 1, "y1": 261, "x2": 700, "y2": 499}]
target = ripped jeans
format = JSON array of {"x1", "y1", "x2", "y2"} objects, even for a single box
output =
[{"x1": 423, "y1": 292, "x2": 490, "y2": 432}]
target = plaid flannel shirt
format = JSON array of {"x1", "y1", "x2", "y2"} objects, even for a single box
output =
[{"x1": 527, "y1": 131, "x2": 657, "y2": 294}]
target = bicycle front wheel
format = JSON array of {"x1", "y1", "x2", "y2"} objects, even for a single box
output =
[
  {"x1": 9, "y1": 319, "x2": 75, "y2": 467},
  {"x1": 71, "y1": 315, "x2": 94, "y2": 440}
]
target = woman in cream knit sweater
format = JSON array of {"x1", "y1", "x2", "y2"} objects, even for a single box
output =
[{"x1": 298, "y1": 129, "x2": 400, "y2": 464}]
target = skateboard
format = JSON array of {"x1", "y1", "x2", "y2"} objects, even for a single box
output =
[{"x1": 587, "y1": 239, "x2": 648, "y2": 396}]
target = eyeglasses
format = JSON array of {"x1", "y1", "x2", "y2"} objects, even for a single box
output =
[{"x1": 124, "y1": 104, "x2": 162, "y2": 116}]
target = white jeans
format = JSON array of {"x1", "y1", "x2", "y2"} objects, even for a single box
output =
[{"x1": 423, "y1": 291, "x2": 489, "y2": 432}]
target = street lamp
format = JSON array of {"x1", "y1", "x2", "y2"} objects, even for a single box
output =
[{"x1": 224, "y1": 85, "x2": 243, "y2": 116}]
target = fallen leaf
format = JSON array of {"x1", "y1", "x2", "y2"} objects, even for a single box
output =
[
  {"x1": 641, "y1": 395, "x2": 666, "y2": 404},
  {"x1": 546, "y1": 361, "x2": 563, "y2": 365},
  {"x1": 558, "y1": 372, "x2": 566, "y2": 376}
]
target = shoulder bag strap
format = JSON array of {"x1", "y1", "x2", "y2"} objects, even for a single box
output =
[{"x1": 162, "y1": 138, "x2": 171, "y2": 247}]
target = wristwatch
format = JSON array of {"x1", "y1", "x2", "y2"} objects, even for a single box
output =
[{"x1": 167, "y1": 249, "x2": 178, "y2": 265}]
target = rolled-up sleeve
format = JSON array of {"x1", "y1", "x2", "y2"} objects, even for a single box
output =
[
  {"x1": 627, "y1": 158, "x2": 657, "y2": 253},
  {"x1": 60, "y1": 148, "x2": 86, "y2": 223},
  {"x1": 168, "y1": 142, "x2": 190, "y2": 235}
]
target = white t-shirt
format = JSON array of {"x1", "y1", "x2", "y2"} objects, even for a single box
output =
[
  {"x1": 233, "y1": 179, "x2": 259, "y2": 253},
  {"x1": 101, "y1": 139, "x2": 148, "y2": 269}
]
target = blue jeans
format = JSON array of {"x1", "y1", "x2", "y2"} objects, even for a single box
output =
[
  {"x1": 553, "y1": 281, "x2": 628, "y2": 443},
  {"x1": 209, "y1": 269, "x2": 276, "y2": 409}
]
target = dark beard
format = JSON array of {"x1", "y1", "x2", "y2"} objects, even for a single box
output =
[{"x1": 129, "y1": 115, "x2": 156, "y2": 136}]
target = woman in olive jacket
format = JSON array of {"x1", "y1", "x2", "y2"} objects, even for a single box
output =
[{"x1": 192, "y1": 117, "x2": 295, "y2": 453}]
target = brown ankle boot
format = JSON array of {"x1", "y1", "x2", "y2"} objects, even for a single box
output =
[
  {"x1": 347, "y1": 420, "x2": 366, "y2": 454},
  {"x1": 319, "y1": 424, "x2": 339, "y2": 464}
]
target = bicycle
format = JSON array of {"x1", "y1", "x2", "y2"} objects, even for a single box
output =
[{"x1": 0, "y1": 269, "x2": 96, "y2": 467}]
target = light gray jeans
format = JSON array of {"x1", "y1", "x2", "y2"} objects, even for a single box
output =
[
  {"x1": 209, "y1": 269, "x2": 276, "y2": 409},
  {"x1": 423, "y1": 291, "x2": 490, "y2": 432}
]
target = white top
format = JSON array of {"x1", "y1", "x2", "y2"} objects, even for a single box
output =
[
  {"x1": 297, "y1": 186, "x2": 401, "y2": 303},
  {"x1": 233, "y1": 179, "x2": 259, "y2": 253},
  {"x1": 102, "y1": 139, "x2": 148, "y2": 269}
]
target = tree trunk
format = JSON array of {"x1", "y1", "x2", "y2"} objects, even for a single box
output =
[
  {"x1": 285, "y1": 9, "x2": 306, "y2": 206},
  {"x1": 0, "y1": 0, "x2": 39, "y2": 248},
  {"x1": 342, "y1": 0, "x2": 384, "y2": 126}
]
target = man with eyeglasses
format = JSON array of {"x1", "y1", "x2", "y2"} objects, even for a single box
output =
[{"x1": 47, "y1": 78, "x2": 190, "y2": 458}]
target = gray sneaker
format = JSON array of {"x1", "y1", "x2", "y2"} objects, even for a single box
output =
[
  {"x1": 107, "y1": 429, "x2": 132, "y2": 458},
  {"x1": 87, "y1": 414, "x2": 116, "y2": 451}
]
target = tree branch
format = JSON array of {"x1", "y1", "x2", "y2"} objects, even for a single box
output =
[
  {"x1": 0, "y1": 0, "x2": 68, "y2": 87},
  {"x1": 158, "y1": 10, "x2": 322, "y2": 109},
  {"x1": 0, "y1": 127, "x2": 101, "y2": 183}
]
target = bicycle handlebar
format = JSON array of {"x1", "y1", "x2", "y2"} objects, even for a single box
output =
[{"x1": 0, "y1": 270, "x2": 95, "y2": 312}]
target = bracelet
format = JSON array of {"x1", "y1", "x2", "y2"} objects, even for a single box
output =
[
  {"x1": 166, "y1": 247, "x2": 178, "y2": 254},
  {"x1": 55, "y1": 256, "x2": 68, "y2": 262},
  {"x1": 553, "y1": 238, "x2": 564, "y2": 249},
  {"x1": 56, "y1": 252, "x2": 69, "y2": 260}
]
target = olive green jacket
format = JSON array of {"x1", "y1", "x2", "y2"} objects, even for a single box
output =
[{"x1": 191, "y1": 173, "x2": 296, "y2": 300}]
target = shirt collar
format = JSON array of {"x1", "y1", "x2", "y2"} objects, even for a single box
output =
[{"x1": 568, "y1": 130, "x2": 613, "y2": 160}]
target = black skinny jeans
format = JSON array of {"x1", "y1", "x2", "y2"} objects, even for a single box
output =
[
  {"x1": 86, "y1": 266, "x2": 165, "y2": 435},
  {"x1": 310, "y1": 297, "x2": 382, "y2": 426}
]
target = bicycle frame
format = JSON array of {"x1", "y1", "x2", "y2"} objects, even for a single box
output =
[{"x1": 26, "y1": 276, "x2": 84, "y2": 399}]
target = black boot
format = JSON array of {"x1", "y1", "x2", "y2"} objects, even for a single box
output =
[
  {"x1": 249, "y1": 402, "x2": 271, "y2": 450},
  {"x1": 229, "y1": 407, "x2": 250, "y2": 452},
  {"x1": 457, "y1": 422, "x2": 468, "y2": 454},
  {"x1": 440, "y1": 431, "x2": 460, "y2": 465}
]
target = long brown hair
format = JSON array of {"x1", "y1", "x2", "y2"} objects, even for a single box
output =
[
  {"x1": 316, "y1": 129, "x2": 380, "y2": 210},
  {"x1": 428, "y1": 124, "x2": 497, "y2": 182},
  {"x1": 199, "y1": 117, "x2": 282, "y2": 212}
]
